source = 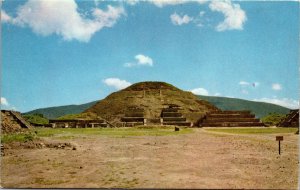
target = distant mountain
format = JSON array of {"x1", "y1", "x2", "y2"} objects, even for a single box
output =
[
  {"x1": 24, "y1": 101, "x2": 98, "y2": 119},
  {"x1": 24, "y1": 95, "x2": 291, "y2": 119},
  {"x1": 198, "y1": 95, "x2": 290, "y2": 118}
]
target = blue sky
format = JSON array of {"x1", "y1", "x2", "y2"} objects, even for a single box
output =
[{"x1": 1, "y1": 0, "x2": 299, "y2": 112}]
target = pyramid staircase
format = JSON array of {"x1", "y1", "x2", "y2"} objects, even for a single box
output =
[
  {"x1": 1, "y1": 110, "x2": 32, "y2": 129},
  {"x1": 121, "y1": 107, "x2": 145, "y2": 127},
  {"x1": 161, "y1": 105, "x2": 191, "y2": 126},
  {"x1": 200, "y1": 110, "x2": 265, "y2": 127},
  {"x1": 278, "y1": 109, "x2": 299, "y2": 128}
]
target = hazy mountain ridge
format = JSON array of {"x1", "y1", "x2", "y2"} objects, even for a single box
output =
[
  {"x1": 198, "y1": 95, "x2": 290, "y2": 118},
  {"x1": 24, "y1": 95, "x2": 290, "y2": 119},
  {"x1": 24, "y1": 101, "x2": 98, "y2": 119}
]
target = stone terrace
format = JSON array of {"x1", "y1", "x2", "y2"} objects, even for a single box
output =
[{"x1": 200, "y1": 110, "x2": 265, "y2": 127}]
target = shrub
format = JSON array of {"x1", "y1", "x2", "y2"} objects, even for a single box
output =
[{"x1": 261, "y1": 113, "x2": 286, "y2": 126}]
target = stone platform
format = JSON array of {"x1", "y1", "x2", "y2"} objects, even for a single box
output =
[{"x1": 200, "y1": 110, "x2": 265, "y2": 127}]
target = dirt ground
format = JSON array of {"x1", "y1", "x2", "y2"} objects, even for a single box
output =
[{"x1": 1, "y1": 128, "x2": 299, "y2": 189}]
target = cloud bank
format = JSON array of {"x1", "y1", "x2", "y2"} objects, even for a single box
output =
[
  {"x1": 272, "y1": 83, "x2": 282, "y2": 91},
  {"x1": 2, "y1": 0, "x2": 125, "y2": 42},
  {"x1": 103, "y1": 78, "x2": 131, "y2": 90},
  {"x1": 1, "y1": 97, "x2": 9, "y2": 106},
  {"x1": 190, "y1": 88, "x2": 209, "y2": 96},
  {"x1": 170, "y1": 13, "x2": 193, "y2": 25},
  {"x1": 209, "y1": 0, "x2": 247, "y2": 31},
  {"x1": 124, "y1": 54, "x2": 153, "y2": 67}
]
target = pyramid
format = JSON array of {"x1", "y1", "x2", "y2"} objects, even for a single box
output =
[{"x1": 84, "y1": 81, "x2": 218, "y2": 126}]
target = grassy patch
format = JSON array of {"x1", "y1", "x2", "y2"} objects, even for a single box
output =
[
  {"x1": 1, "y1": 132, "x2": 37, "y2": 143},
  {"x1": 33, "y1": 126, "x2": 193, "y2": 138},
  {"x1": 205, "y1": 127, "x2": 298, "y2": 134},
  {"x1": 1, "y1": 127, "x2": 193, "y2": 143}
]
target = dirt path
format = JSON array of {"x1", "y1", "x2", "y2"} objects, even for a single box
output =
[{"x1": 1, "y1": 129, "x2": 298, "y2": 189}]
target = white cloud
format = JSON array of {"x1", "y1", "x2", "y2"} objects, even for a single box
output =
[
  {"x1": 149, "y1": 0, "x2": 207, "y2": 7},
  {"x1": 254, "y1": 98, "x2": 299, "y2": 109},
  {"x1": 170, "y1": 13, "x2": 193, "y2": 26},
  {"x1": 124, "y1": 54, "x2": 153, "y2": 67},
  {"x1": 209, "y1": 0, "x2": 247, "y2": 31},
  {"x1": 103, "y1": 78, "x2": 131, "y2": 90},
  {"x1": 135, "y1": 54, "x2": 153, "y2": 66},
  {"x1": 272, "y1": 83, "x2": 282, "y2": 91},
  {"x1": 1, "y1": 10, "x2": 13, "y2": 23},
  {"x1": 214, "y1": 92, "x2": 221, "y2": 96},
  {"x1": 239, "y1": 81, "x2": 250, "y2": 86},
  {"x1": 2, "y1": 0, "x2": 125, "y2": 42},
  {"x1": 1, "y1": 97, "x2": 9, "y2": 106},
  {"x1": 126, "y1": 0, "x2": 139, "y2": 5},
  {"x1": 190, "y1": 88, "x2": 209, "y2": 96},
  {"x1": 149, "y1": 0, "x2": 187, "y2": 7}
]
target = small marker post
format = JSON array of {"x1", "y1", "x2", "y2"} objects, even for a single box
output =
[{"x1": 276, "y1": 136, "x2": 283, "y2": 155}]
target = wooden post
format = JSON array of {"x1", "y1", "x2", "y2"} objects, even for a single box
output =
[{"x1": 276, "y1": 136, "x2": 283, "y2": 155}]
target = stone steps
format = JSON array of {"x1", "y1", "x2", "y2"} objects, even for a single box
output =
[
  {"x1": 207, "y1": 114, "x2": 255, "y2": 118},
  {"x1": 209, "y1": 110, "x2": 251, "y2": 114},
  {"x1": 203, "y1": 118, "x2": 260, "y2": 123},
  {"x1": 10, "y1": 111, "x2": 32, "y2": 129},
  {"x1": 160, "y1": 105, "x2": 190, "y2": 126},
  {"x1": 202, "y1": 122, "x2": 265, "y2": 127},
  {"x1": 123, "y1": 122, "x2": 144, "y2": 127},
  {"x1": 161, "y1": 108, "x2": 179, "y2": 112},
  {"x1": 278, "y1": 109, "x2": 299, "y2": 127},
  {"x1": 200, "y1": 110, "x2": 264, "y2": 127},
  {"x1": 163, "y1": 122, "x2": 191, "y2": 126},
  {"x1": 124, "y1": 113, "x2": 144, "y2": 117},
  {"x1": 161, "y1": 112, "x2": 183, "y2": 117},
  {"x1": 121, "y1": 117, "x2": 145, "y2": 122},
  {"x1": 162, "y1": 117, "x2": 186, "y2": 122}
]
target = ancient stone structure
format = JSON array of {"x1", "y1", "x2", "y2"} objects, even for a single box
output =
[
  {"x1": 199, "y1": 110, "x2": 265, "y2": 127},
  {"x1": 120, "y1": 107, "x2": 145, "y2": 127},
  {"x1": 160, "y1": 104, "x2": 192, "y2": 126},
  {"x1": 1, "y1": 110, "x2": 32, "y2": 133},
  {"x1": 278, "y1": 109, "x2": 299, "y2": 128},
  {"x1": 49, "y1": 119, "x2": 111, "y2": 128},
  {"x1": 84, "y1": 81, "x2": 218, "y2": 126}
]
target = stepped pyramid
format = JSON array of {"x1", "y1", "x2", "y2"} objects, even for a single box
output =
[
  {"x1": 199, "y1": 110, "x2": 265, "y2": 127},
  {"x1": 84, "y1": 81, "x2": 218, "y2": 126}
]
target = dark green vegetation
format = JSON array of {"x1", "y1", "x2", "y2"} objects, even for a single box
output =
[
  {"x1": 198, "y1": 95, "x2": 290, "y2": 118},
  {"x1": 206, "y1": 127, "x2": 298, "y2": 134},
  {"x1": 24, "y1": 101, "x2": 98, "y2": 119},
  {"x1": 1, "y1": 126, "x2": 193, "y2": 143},
  {"x1": 23, "y1": 113, "x2": 49, "y2": 125},
  {"x1": 261, "y1": 113, "x2": 287, "y2": 126}
]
